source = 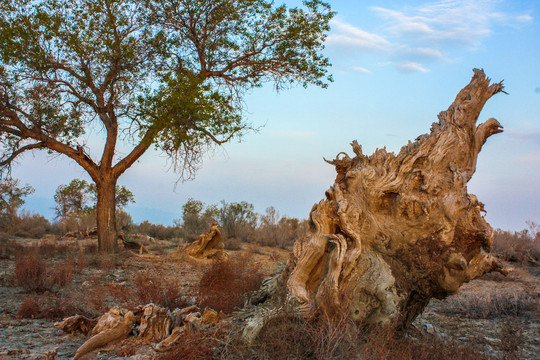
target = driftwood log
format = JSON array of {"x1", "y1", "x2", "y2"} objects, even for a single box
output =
[
  {"x1": 261, "y1": 69, "x2": 508, "y2": 332},
  {"x1": 183, "y1": 222, "x2": 226, "y2": 259}
]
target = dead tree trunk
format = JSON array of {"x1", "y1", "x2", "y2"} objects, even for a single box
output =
[
  {"x1": 281, "y1": 69, "x2": 508, "y2": 330},
  {"x1": 183, "y1": 222, "x2": 225, "y2": 259}
]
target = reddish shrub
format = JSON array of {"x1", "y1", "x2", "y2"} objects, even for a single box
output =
[
  {"x1": 155, "y1": 328, "x2": 218, "y2": 360},
  {"x1": 134, "y1": 272, "x2": 188, "y2": 310},
  {"x1": 49, "y1": 262, "x2": 75, "y2": 287},
  {"x1": 17, "y1": 295, "x2": 83, "y2": 320},
  {"x1": 197, "y1": 256, "x2": 264, "y2": 313},
  {"x1": 17, "y1": 296, "x2": 41, "y2": 319},
  {"x1": 15, "y1": 251, "x2": 47, "y2": 291}
]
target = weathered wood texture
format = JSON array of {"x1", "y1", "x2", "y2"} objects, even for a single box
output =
[
  {"x1": 183, "y1": 223, "x2": 226, "y2": 259},
  {"x1": 73, "y1": 308, "x2": 135, "y2": 359},
  {"x1": 285, "y1": 69, "x2": 508, "y2": 329}
]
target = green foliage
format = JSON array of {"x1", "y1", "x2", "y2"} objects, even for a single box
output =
[
  {"x1": 0, "y1": 0, "x2": 333, "y2": 178},
  {"x1": 217, "y1": 200, "x2": 257, "y2": 241},
  {"x1": 0, "y1": 177, "x2": 34, "y2": 232},
  {"x1": 0, "y1": 0, "x2": 333, "y2": 251},
  {"x1": 53, "y1": 179, "x2": 94, "y2": 218},
  {"x1": 177, "y1": 198, "x2": 219, "y2": 240},
  {"x1": 176, "y1": 199, "x2": 304, "y2": 246},
  {"x1": 54, "y1": 178, "x2": 135, "y2": 218}
]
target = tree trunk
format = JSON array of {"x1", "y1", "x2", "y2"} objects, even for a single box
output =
[
  {"x1": 96, "y1": 176, "x2": 118, "y2": 253},
  {"x1": 245, "y1": 69, "x2": 510, "y2": 340}
]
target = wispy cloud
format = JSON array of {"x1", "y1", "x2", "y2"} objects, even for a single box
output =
[
  {"x1": 327, "y1": 19, "x2": 391, "y2": 52},
  {"x1": 396, "y1": 61, "x2": 429, "y2": 73},
  {"x1": 506, "y1": 129, "x2": 540, "y2": 145},
  {"x1": 349, "y1": 66, "x2": 372, "y2": 74},
  {"x1": 327, "y1": 0, "x2": 533, "y2": 73}
]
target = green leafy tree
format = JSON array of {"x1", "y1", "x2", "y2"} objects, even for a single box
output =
[
  {"x1": 54, "y1": 178, "x2": 134, "y2": 217},
  {"x1": 0, "y1": 177, "x2": 34, "y2": 232},
  {"x1": 0, "y1": 0, "x2": 334, "y2": 252},
  {"x1": 218, "y1": 200, "x2": 257, "y2": 240},
  {"x1": 177, "y1": 198, "x2": 218, "y2": 240}
]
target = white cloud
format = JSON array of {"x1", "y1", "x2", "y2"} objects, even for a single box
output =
[
  {"x1": 396, "y1": 61, "x2": 429, "y2": 73},
  {"x1": 349, "y1": 66, "x2": 372, "y2": 74},
  {"x1": 327, "y1": 19, "x2": 391, "y2": 51},
  {"x1": 327, "y1": 0, "x2": 533, "y2": 73}
]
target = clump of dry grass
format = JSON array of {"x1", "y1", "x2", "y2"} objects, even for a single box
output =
[
  {"x1": 436, "y1": 291, "x2": 538, "y2": 319},
  {"x1": 197, "y1": 255, "x2": 264, "y2": 313}
]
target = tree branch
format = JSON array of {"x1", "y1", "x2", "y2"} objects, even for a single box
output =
[{"x1": 0, "y1": 142, "x2": 46, "y2": 167}]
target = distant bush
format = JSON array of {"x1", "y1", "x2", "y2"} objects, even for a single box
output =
[
  {"x1": 132, "y1": 220, "x2": 180, "y2": 240},
  {"x1": 11, "y1": 210, "x2": 51, "y2": 238},
  {"x1": 198, "y1": 256, "x2": 263, "y2": 313},
  {"x1": 176, "y1": 199, "x2": 306, "y2": 248},
  {"x1": 493, "y1": 223, "x2": 540, "y2": 265},
  {"x1": 255, "y1": 206, "x2": 306, "y2": 249}
]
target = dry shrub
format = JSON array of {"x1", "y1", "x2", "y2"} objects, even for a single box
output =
[
  {"x1": 0, "y1": 237, "x2": 20, "y2": 259},
  {"x1": 15, "y1": 250, "x2": 47, "y2": 291},
  {"x1": 49, "y1": 262, "x2": 75, "y2": 287},
  {"x1": 493, "y1": 227, "x2": 540, "y2": 265},
  {"x1": 250, "y1": 312, "x2": 490, "y2": 360},
  {"x1": 155, "y1": 328, "x2": 218, "y2": 360},
  {"x1": 134, "y1": 271, "x2": 188, "y2": 310},
  {"x1": 223, "y1": 237, "x2": 243, "y2": 251},
  {"x1": 358, "y1": 324, "x2": 491, "y2": 360},
  {"x1": 437, "y1": 291, "x2": 538, "y2": 319},
  {"x1": 254, "y1": 312, "x2": 361, "y2": 360},
  {"x1": 198, "y1": 256, "x2": 264, "y2": 313},
  {"x1": 17, "y1": 295, "x2": 85, "y2": 320},
  {"x1": 11, "y1": 210, "x2": 51, "y2": 238},
  {"x1": 36, "y1": 240, "x2": 71, "y2": 258},
  {"x1": 17, "y1": 296, "x2": 41, "y2": 319},
  {"x1": 498, "y1": 318, "x2": 525, "y2": 359}
]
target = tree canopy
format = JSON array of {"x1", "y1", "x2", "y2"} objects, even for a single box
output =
[
  {"x1": 0, "y1": 0, "x2": 334, "y2": 251},
  {"x1": 54, "y1": 178, "x2": 134, "y2": 218}
]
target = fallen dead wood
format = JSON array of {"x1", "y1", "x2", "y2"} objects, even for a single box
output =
[
  {"x1": 243, "y1": 69, "x2": 509, "y2": 341},
  {"x1": 55, "y1": 304, "x2": 226, "y2": 357},
  {"x1": 74, "y1": 308, "x2": 135, "y2": 359}
]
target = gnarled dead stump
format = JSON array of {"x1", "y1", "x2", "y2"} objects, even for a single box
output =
[
  {"x1": 136, "y1": 304, "x2": 173, "y2": 342},
  {"x1": 74, "y1": 307, "x2": 135, "y2": 359},
  {"x1": 281, "y1": 69, "x2": 508, "y2": 330},
  {"x1": 183, "y1": 222, "x2": 226, "y2": 259}
]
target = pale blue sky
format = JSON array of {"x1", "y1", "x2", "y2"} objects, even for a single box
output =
[{"x1": 13, "y1": 0, "x2": 540, "y2": 230}]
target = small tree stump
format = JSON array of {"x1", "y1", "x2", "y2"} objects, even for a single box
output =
[{"x1": 183, "y1": 222, "x2": 226, "y2": 259}]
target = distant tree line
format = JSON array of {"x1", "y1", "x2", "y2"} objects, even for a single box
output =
[
  {"x1": 0, "y1": 177, "x2": 306, "y2": 249},
  {"x1": 2, "y1": 176, "x2": 540, "y2": 255}
]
